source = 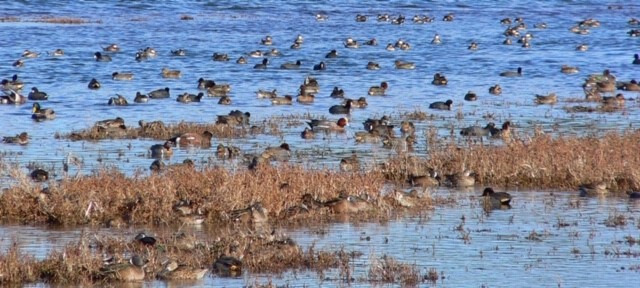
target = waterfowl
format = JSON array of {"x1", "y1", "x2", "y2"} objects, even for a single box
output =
[
  {"x1": 500, "y1": 67, "x2": 523, "y2": 77},
  {"x1": 363, "y1": 116, "x2": 391, "y2": 132},
  {"x1": 394, "y1": 39, "x2": 411, "y2": 50},
  {"x1": 368, "y1": 81, "x2": 388, "y2": 96},
  {"x1": 301, "y1": 127, "x2": 315, "y2": 139},
  {"x1": 218, "y1": 96, "x2": 232, "y2": 105},
  {"x1": 579, "y1": 182, "x2": 608, "y2": 197},
  {"x1": 294, "y1": 34, "x2": 304, "y2": 44},
  {"x1": 576, "y1": 44, "x2": 588, "y2": 51},
  {"x1": 620, "y1": 79, "x2": 640, "y2": 91},
  {"x1": 307, "y1": 118, "x2": 349, "y2": 132},
  {"x1": 460, "y1": 123, "x2": 495, "y2": 137},
  {"x1": 216, "y1": 110, "x2": 250, "y2": 126},
  {"x1": 364, "y1": 38, "x2": 377, "y2": 46},
  {"x1": 138, "y1": 120, "x2": 165, "y2": 133},
  {"x1": 290, "y1": 42, "x2": 302, "y2": 49},
  {"x1": 256, "y1": 89, "x2": 278, "y2": 99},
  {"x1": 94, "y1": 52, "x2": 112, "y2": 62},
  {"x1": 261, "y1": 35, "x2": 273, "y2": 45},
  {"x1": 490, "y1": 121, "x2": 512, "y2": 141},
  {"x1": 340, "y1": 153, "x2": 360, "y2": 172},
  {"x1": 347, "y1": 97, "x2": 368, "y2": 108},
  {"x1": 481, "y1": 188, "x2": 512, "y2": 205},
  {"x1": 133, "y1": 92, "x2": 149, "y2": 103},
  {"x1": 161, "y1": 67, "x2": 181, "y2": 78},
  {"x1": 248, "y1": 50, "x2": 264, "y2": 58},
  {"x1": 207, "y1": 81, "x2": 231, "y2": 97},
  {"x1": 395, "y1": 60, "x2": 416, "y2": 70},
  {"x1": 628, "y1": 191, "x2": 640, "y2": 199},
  {"x1": 324, "y1": 49, "x2": 339, "y2": 59},
  {"x1": 3, "y1": 132, "x2": 28, "y2": 145},
  {"x1": 500, "y1": 18, "x2": 511, "y2": 25},
  {"x1": 216, "y1": 144, "x2": 241, "y2": 159},
  {"x1": 95, "y1": 117, "x2": 125, "y2": 129},
  {"x1": 171, "y1": 48, "x2": 186, "y2": 56},
  {"x1": 301, "y1": 77, "x2": 320, "y2": 94},
  {"x1": 344, "y1": 37, "x2": 359, "y2": 48},
  {"x1": 150, "y1": 141, "x2": 174, "y2": 158},
  {"x1": 429, "y1": 99, "x2": 453, "y2": 110},
  {"x1": 468, "y1": 41, "x2": 478, "y2": 50},
  {"x1": 503, "y1": 37, "x2": 513, "y2": 45},
  {"x1": 313, "y1": 61, "x2": 326, "y2": 70},
  {"x1": 355, "y1": 130, "x2": 381, "y2": 143},
  {"x1": 261, "y1": 143, "x2": 291, "y2": 161},
  {"x1": 108, "y1": 94, "x2": 128, "y2": 106},
  {"x1": 489, "y1": 84, "x2": 503, "y2": 95},
  {"x1": 408, "y1": 172, "x2": 440, "y2": 188},
  {"x1": 148, "y1": 87, "x2": 170, "y2": 99},
  {"x1": 0, "y1": 90, "x2": 26, "y2": 104},
  {"x1": 633, "y1": 54, "x2": 640, "y2": 65},
  {"x1": 296, "y1": 93, "x2": 315, "y2": 103},
  {"x1": 534, "y1": 92, "x2": 558, "y2": 104},
  {"x1": 159, "y1": 260, "x2": 208, "y2": 280},
  {"x1": 444, "y1": 170, "x2": 476, "y2": 188},
  {"x1": 254, "y1": 58, "x2": 268, "y2": 69},
  {"x1": 22, "y1": 49, "x2": 39, "y2": 58},
  {"x1": 386, "y1": 43, "x2": 396, "y2": 51},
  {"x1": 102, "y1": 44, "x2": 120, "y2": 52},
  {"x1": 443, "y1": 13, "x2": 454, "y2": 21},
  {"x1": 330, "y1": 86, "x2": 345, "y2": 98},
  {"x1": 88, "y1": 78, "x2": 101, "y2": 89},
  {"x1": 134, "y1": 232, "x2": 157, "y2": 246},
  {"x1": 213, "y1": 256, "x2": 242, "y2": 277},
  {"x1": 100, "y1": 255, "x2": 146, "y2": 282},
  {"x1": 28, "y1": 87, "x2": 48, "y2": 100},
  {"x1": 31, "y1": 168, "x2": 49, "y2": 182},
  {"x1": 628, "y1": 29, "x2": 640, "y2": 37},
  {"x1": 464, "y1": 91, "x2": 478, "y2": 101},
  {"x1": 112, "y1": 72, "x2": 133, "y2": 81},
  {"x1": 32, "y1": 102, "x2": 55, "y2": 121},
  {"x1": 432, "y1": 73, "x2": 448, "y2": 85},
  {"x1": 355, "y1": 14, "x2": 367, "y2": 22},
  {"x1": 212, "y1": 52, "x2": 229, "y2": 61},
  {"x1": 400, "y1": 121, "x2": 415, "y2": 135},
  {"x1": 271, "y1": 95, "x2": 293, "y2": 105},
  {"x1": 12, "y1": 59, "x2": 24, "y2": 68},
  {"x1": 176, "y1": 92, "x2": 204, "y2": 103},
  {"x1": 141, "y1": 47, "x2": 157, "y2": 57},
  {"x1": 431, "y1": 33, "x2": 442, "y2": 44},
  {"x1": 366, "y1": 61, "x2": 381, "y2": 70},
  {"x1": 281, "y1": 60, "x2": 302, "y2": 70},
  {"x1": 135, "y1": 52, "x2": 148, "y2": 62},
  {"x1": 324, "y1": 193, "x2": 371, "y2": 214},
  {"x1": 173, "y1": 131, "x2": 213, "y2": 147},
  {"x1": 602, "y1": 93, "x2": 625, "y2": 106},
  {"x1": 561, "y1": 65, "x2": 579, "y2": 74},
  {"x1": 236, "y1": 56, "x2": 247, "y2": 64}
]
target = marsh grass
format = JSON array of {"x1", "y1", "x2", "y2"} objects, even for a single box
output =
[{"x1": 367, "y1": 255, "x2": 420, "y2": 286}]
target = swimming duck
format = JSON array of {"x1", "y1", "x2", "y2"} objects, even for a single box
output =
[
  {"x1": 534, "y1": 92, "x2": 558, "y2": 104},
  {"x1": 330, "y1": 86, "x2": 345, "y2": 98},
  {"x1": 138, "y1": 120, "x2": 165, "y2": 134},
  {"x1": 95, "y1": 117, "x2": 125, "y2": 129},
  {"x1": 12, "y1": 59, "x2": 24, "y2": 68},
  {"x1": 355, "y1": 14, "x2": 367, "y2": 22},
  {"x1": 102, "y1": 44, "x2": 120, "y2": 52},
  {"x1": 254, "y1": 58, "x2": 269, "y2": 69},
  {"x1": 579, "y1": 182, "x2": 608, "y2": 197},
  {"x1": 363, "y1": 116, "x2": 391, "y2": 132},
  {"x1": 468, "y1": 41, "x2": 478, "y2": 50},
  {"x1": 248, "y1": 50, "x2": 264, "y2": 58},
  {"x1": 366, "y1": 61, "x2": 381, "y2": 70},
  {"x1": 171, "y1": 48, "x2": 186, "y2": 56},
  {"x1": 620, "y1": 79, "x2": 640, "y2": 91},
  {"x1": 236, "y1": 56, "x2": 247, "y2": 64},
  {"x1": 431, "y1": 33, "x2": 442, "y2": 44},
  {"x1": 432, "y1": 73, "x2": 448, "y2": 85},
  {"x1": 108, "y1": 94, "x2": 128, "y2": 106},
  {"x1": 161, "y1": 67, "x2": 181, "y2": 78},
  {"x1": 141, "y1": 47, "x2": 158, "y2": 57},
  {"x1": 328, "y1": 100, "x2": 352, "y2": 114},
  {"x1": 481, "y1": 187, "x2": 512, "y2": 206},
  {"x1": 297, "y1": 93, "x2": 315, "y2": 104},
  {"x1": 490, "y1": 121, "x2": 512, "y2": 140},
  {"x1": 135, "y1": 52, "x2": 148, "y2": 62},
  {"x1": 307, "y1": 118, "x2": 349, "y2": 132},
  {"x1": 500, "y1": 67, "x2": 523, "y2": 77},
  {"x1": 216, "y1": 144, "x2": 241, "y2": 159},
  {"x1": 444, "y1": 170, "x2": 476, "y2": 188},
  {"x1": 301, "y1": 127, "x2": 315, "y2": 139},
  {"x1": 150, "y1": 141, "x2": 174, "y2": 158},
  {"x1": 256, "y1": 89, "x2": 278, "y2": 99},
  {"x1": 364, "y1": 38, "x2": 378, "y2": 46},
  {"x1": 28, "y1": 87, "x2": 48, "y2": 100},
  {"x1": 148, "y1": 87, "x2": 170, "y2": 99},
  {"x1": 324, "y1": 193, "x2": 371, "y2": 214},
  {"x1": 261, "y1": 35, "x2": 273, "y2": 45},
  {"x1": 561, "y1": 65, "x2": 579, "y2": 74},
  {"x1": 22, "y1": 50, "x2": 40, "y2": 58},
  {"x1": 281, "y1": 60, "x2": 302, "y2": 70},
  {"x1": 386, "y1": 43, "x2": 396, "y2": 51},
  {"x1": 271, "y1": 95, "x2": 293, "y2": 105},
  {"x1": 575, "y1": 44, "x2": 588, "y2": 51},
  {"x1": 158, "y1": 260, "x2": 208, "y2": 280},
  {"x1": 344, "y1": 37, "x2": 359, "y2": 48},
  {"x1": 212, "y1": 52, "x2": 229, "y2": 61},
  {"x1": 3, "y1": 132, "x2": 28, "y2": 145},
  {"x1": 368, "y1": 81, "x2": 388, "y2": 96},
  {"x1": 460, "y1": 123, "x2": 495, "y2": 137},
  {"x1": 207, "y1": 82, "x2": 231, "y2": 97},
  {"x1": 216, "y1": 110, "x2": 251, "y2": 126},
  {"x1": 325, "y1": 49, "x2": 338, "y2": 58},
  {"x1": 354, "y1": 130, "x2": 381, "y2": 143},
  {"x1": 429, "y1": 99, "x2": 453, "y2": 110},
  {"x1": 0, "y1": 90, "x2": 26, "y2": 104},
  {"x1": 408, "y1": 172, "x2": 440, "y2": 188},
  {"x1": 134, "y1": 232, "x2": 157, "y2": 246},
  {"x1": 88, "y1": 78, "x2": 101, "y2": 89},
  {"x1": 503, "y1": 37, "x2": 513, "y2": 45},
  {"x1": 112, "y1": 72, "x2": 133, "y2": 81},
  {"x1": 172, "y1": 131, "x2": 213, "y2": 147},
  {"x1": 602, "y1": 93, "x2": 625, "y2": 106},
  {"x1": 395, "y1": 60, "x2": 415, "y2": 70},
  {"x1": 633, "y1": 54, "x2": 640, "y2": 65},
  {"x1": 32, "y1": 102, "x2": 55, "y2": 121},
  {"x1": 94, "y1": 52, "x2": 112, "y2": 62},
  {"x1": 176, "y1": 92, "x2": 204, "y2": 103},
  {"x1": 489, "y1": 84, "x2": 502, "y2": 95},
  {"x1": 290, "y1": 42, "x2": 302, "y2": 49},
  {"x1": 443, "y1": 13, "x2": 454, "y2": 21},
  {"x1": 213, "y1": 256, "x2": 242, "y2": 277},
  {"x1": 218, "y1": 96, "x2": 232, "y2": 105},
  {"x1": 340, "y1": 153, "x2": 360, "y2": 172},
  {"x1": 30, "y1": 168, "x2": 49, "y2": 182},
  {"x1": 134, "y1": 92, "x2": 149, "y2": 103},
  {"x1": 464, "y1": 91, "x2": 478, "y2": 101},
  {"x1": 294, "y1": 34, "x2": 304, "y2": 44},
  {"x1": 261, "y1": 143, "x2": 291, "y2": 161},
  {"x1": 346, "y1": 97, "x2": 368, "y2": 108},
  {"x1": 313, "y1": 61, "x2": 326, "y2": 70},
  {"x1": 395, "y1": 39, "x2": 411, "y2": 50},
  {"x1": 100, "y1": 255, "x2": 146, "y2": 282},
  {"x1": 301, "y1": 77, "x2": 320, "y2": 94}
]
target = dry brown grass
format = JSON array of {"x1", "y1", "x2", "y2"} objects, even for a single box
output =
[
  {"x1": 368, "y1": 255, "x2": 420, "y2": 286},
  {"x1": 33, "y1": 16, "x2": 95, "y2": 24}
]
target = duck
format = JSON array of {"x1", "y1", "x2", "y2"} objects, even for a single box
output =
[
  {"x1": 628, "y1": 191, "x2": 640, "y2": 199},
  {"x1": 561, "y1": 65, "x2": 579, "y2": 74},
  {"x1": 102, "y1": 44, "x2": 120, "y2": 52},
  {"x1": 148, "y1": 87, "x2": 170, "y2": 99},
  {"x1": 171, "y1": 48, "x2": 186, "y2": 56},
  {"x1": 140, "y1": 47, "x2": 157, "y2": 57},
  {"x1": 135, "y1": 52, "x2": 148, "y2": 62},
  {"x1": 30, "y1": 168, "x2": 49, "y2": 182},
  {"x1": 207, "y1": 82, "x2": 231, "y2": 97},
  {"x1": 28, "y1": 87, "x2": 48, "y2": 100},
  {"x1": 3, "y1": 132, "x2": 29, "y2": 145},
  {"x1": 344, "y1": 37, "x2": 359, "y2": 48},
  {"x1": 31, "y1": 102, "x2": 55, "y2": 121},
  {"x1": 88, "y1": 78, "x2": 101, "y2": 89},
  {"x1": 368, "y1": 81, "x2": 388, "y2": 96},
  {"x1": 21, "y1": 49, "x2": 40, "y2": 58},
  {"x1": 386, "y1": 43, "x2": 396, "y2": 51},
  {"x1": 280, "y1": 60, "x2": 302, "y2": 70},
  {"x1": 395, "y1": 60, "x2": 416, "y2": 70},
  {"x1": 158, "y1": 260, "x2": 208, "y2": 280},
  {"x1": 329, "y1": 100, "x2": 352, "y2": 115},
  {"x1": 534, "y1": 92, "x2": 557, "y2": 104},
  {"x1": 468, "y1": 41, "x2": 478, "y2": 50},
  {"x1": 460, "y1": 123, "x2": 495, "y2": 136},
  {"x1": 150, "y1": 141, "x2": 174, "y2": 158},
  {"x1": 253, "y1": 58, "x2": 268, "y2": 69},
  {"x1": 355, "y1": 130, "x2": 381, "y2": 143},
  {"x1": 256, "y1": 89, "x2": 278, "y2": 99},
  {"x1": 363, "y1": 116, "x2": 391, "y2": 132},
  {"x1": 444, "y1": 170, "x2": 476, "y2": 188},
  {"x1": 432, "y1": 73, "x2": 448, "y2": 85},
  {"x1": 324, "y1": 193, "x2": 371, "y2": 214},
  {"x1": 290, "y1": 42, "x2": 302, "y2": 49},
  {"x1": 216, "y1": 144, "x2": 241, "y2": 159},
  {"x1": 579, "y1": 182, "x2": 608, "y2": 197},
  {"x1": 108, "y1": 94, "x2": 128, "y2": 106},
  {"x1": 99, "y1": 255, "x2": 146, "y2": 282},
  {"x1": 366, "y1": 61, "x2": 381, "y2": 70},
  {"x1": 355, "y1": 14, "x2": 368, "y2": 22},
  {"x1": 95, "y1": 117, "x2": 126, "y2": 129},
  {"x1": 261, "y1": 35, "x2": 273, "y2": 45},
  {"x1": 94, "y1": 52, "x2": 112, "y2": 62},
  {"x1": 325, "y1": 49, "x2": 338, "y2": 58},
  {"x1": 503, "y1": 37, "x2": 513, "y2": 45},
  {"x1": 313, "y1": 61, "x2": 326, "y2": 70},
  {"x1": 161, "y1": 67, "x2": 181, "y2": 78},
  {"x1": 296, "y1": 93, "x2": 315, "y2": 104},
  {"x1": 138, "y1": 120, "x2": 165, "y2": 134},
  {"x1": 12, "y1": 59, "x2": 24, "y2": 68},
  {"x1": 347, "y1": 97, "x2": 368, "y2": 108},
  {"x1": 429, "y1": 99, "x2": 453, "y2": 110},
  {"x1": 500, "y1": 67, "x2": 522, "y2": 77},
  {"x1": 0, "y1": 90, "x2": 26, "y2": 104},
  {"x1": 620, "y1": 79, "x2": 640, "y2": 91},
  {"x1": 481, "y1": 187, "x2": 512, "y2": 206},
  {"x1": 301, "y1": 127, "x2": 315, "y2": 139},
  {"x1": 218, "y1": 96, "x2": 232, "y2": 105},
  {"x1": 213, "y1": 256, "x2": 242, "y2": 277},
  {"x1": 490, "y1": 121, "x2": 512, "y2": 139},
  {"x1": 464, "y1": 91, "x2": 478, "y2": 101},
  {"x1": 134, "y1": 92, "x2": 149, "y2": 103},
  {"x1": 271, "y1": 95, "x2": 293, "y2": 105},
  {"x1": 489, "y1": 84, "x2": 502, "y2": 95},
  {"x1": 634, "y1": 54, "x2": 640, "y2": 65},
  {"x1": 443, "y1": 13, "x2": 454, "y2": 21},
  {"x1": 172, "y1": 131, "x2": 213, "y2": 147},
  {"x1": 112, "y1": 72, "x2": 133, "y2": 81},
  {"x1": 248, "y1": 50, "x2": 264, "y2": 58},
  {"x1": 431, "y1": 33, "x2": 442, "y2": 44},
  {"x1": 2, "y1": 74, "x2": 24, "y2": 91},
  {"x1": 364, "y1": 38, "x2": 377, "y2": 46},
  {"x1": 576, "y1": 44, "x2": 588, "y2": 51},
  {"x1": 134, "y1": 232, "x2": 157, "y2": 246},
  {"x1": 261, "y1": 143, "x2": 291, "y2": 161},
  {"x1": 217, "y1": 110, "x2": 251, "y2": 126},
  {"x1": 330, "y1": 86, "x2": 345, "y2": 98},
  {"x1": 236, "y1": 56, "x2": 247, "y2": 64},
  {"x1": 212, "y1": 52, "x2": 229, "y2": 61},
  {"x1": 176, "y1": 92, "x2": 204, "y2": 103},
  {"x1": 602, "y1": 93, "x2": 625, "y2": 106},
  {"x1": 307, "y1": 118, "x2": 349, "y2": 132},
  {"x1": 400, "y1": 121, "x2": 415, "y2": 135},
  {"x1": 340, "y1": 153, "x2": 360, "y2": 172}
]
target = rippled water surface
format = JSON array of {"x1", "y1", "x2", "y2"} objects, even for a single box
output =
[{"x1": 2, "y1": 0, "x2": 640, "y2": 286}]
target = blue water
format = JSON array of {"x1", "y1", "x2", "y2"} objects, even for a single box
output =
[{"x1": 2, "y1": 0, "x2": 640, "y2": 286}]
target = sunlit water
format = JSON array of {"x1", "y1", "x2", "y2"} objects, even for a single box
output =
[{"x1": 2, "y1": 0, "x2": 640, "y2": 286}]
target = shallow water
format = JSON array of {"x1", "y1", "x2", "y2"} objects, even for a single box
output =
[{"x1": 2, "y1": 0, "x2": 640, "y2": 286}]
